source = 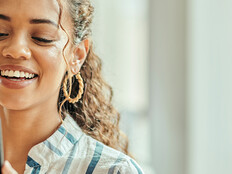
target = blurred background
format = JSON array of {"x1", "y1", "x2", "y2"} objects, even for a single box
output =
[{"x1": 91, "y1": 0, "x2": 232, "y2": 174}]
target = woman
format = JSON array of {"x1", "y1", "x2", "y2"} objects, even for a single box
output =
[{"x1": 0, "y1": 0, "x2": 144, "y2": 173}]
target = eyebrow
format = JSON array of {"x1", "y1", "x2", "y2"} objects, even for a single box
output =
[
  {"x1": 0, "y1": 14, "x2": 58, "y2": 28},
  {"x1": 30, "y1": 19, "x2": 58, "y2": 28}
]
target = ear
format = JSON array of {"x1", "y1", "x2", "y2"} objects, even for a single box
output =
[{"x1": 69, "y1": 39, "x2": 90, "y2": 75}]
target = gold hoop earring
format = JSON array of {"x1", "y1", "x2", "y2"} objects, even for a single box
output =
[{"x1": 63, "y1": 72, "x2": 84, "y2": 103}]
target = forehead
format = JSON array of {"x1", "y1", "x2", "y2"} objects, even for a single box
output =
[{"x1": 0, "y1": 0, "x2": 60, "y2": 22}]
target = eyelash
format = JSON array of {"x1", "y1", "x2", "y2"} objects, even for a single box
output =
[
  {"x1": 0, "y1": 33, "x2": 8, "y2": 37},
  {"x1": 0, "y1": 33, "x2": 53, "y2": 43},
  {"x1": 32, "y1": 37, "x2": 54, "y2": 43}
]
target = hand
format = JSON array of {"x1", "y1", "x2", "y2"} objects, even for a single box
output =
[{"x1": 2, "y1": 161, "x2": 18, "y2": 174}]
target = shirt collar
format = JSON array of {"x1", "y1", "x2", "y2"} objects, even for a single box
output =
[{"x1": 25, "y1": 114, "x2": 84, "y2": 169}]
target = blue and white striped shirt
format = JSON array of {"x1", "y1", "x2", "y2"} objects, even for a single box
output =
[{"x1": 24, "y1": 114, "x2": 144, "y2": 174}]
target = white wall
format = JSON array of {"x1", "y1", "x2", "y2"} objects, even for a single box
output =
[
  {"x1": 91, "y1": 0, "x2": 152, "y2": 173},
  {"x1": 149, "y1": 0, "x2": 186, "y2": 174},
  {"x1": 92, "y1": 0, "x2": 149, "y2": 112},
  {"x1": 187, "y1": 0, "x2": 232, "y2": 173},
  {"x1": 90, "y1": 0, "x2": 232, "y2": 173},
  {"x1": 150, "y1": 0, "x2": 232, "y2": 173}
]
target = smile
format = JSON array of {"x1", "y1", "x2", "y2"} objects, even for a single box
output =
[
  {"x1": 0, "y1": 70, "x2": 38, "y2": 80},
  {"x1": 0, "y1": 65, "x2": 39, "y2": 89}
]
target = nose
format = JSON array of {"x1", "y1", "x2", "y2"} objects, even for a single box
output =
[{"x1": 2, "y1": 34, "x2": 31, "y2": 60}]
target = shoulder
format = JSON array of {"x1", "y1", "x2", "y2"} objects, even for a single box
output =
[
  {"x1": 52, "y1": 115, "x2": 144, "y2": 173},
  {"x1": 105, "y1": 152, "x2": 144, "y2": 174},
  {"x1": 67, "y1": 133, "x2": 145, "y2": 174}
]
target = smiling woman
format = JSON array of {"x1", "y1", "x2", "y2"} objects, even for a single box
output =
[{"x1": 0, "y1": 0, "x2": 144, "y2": 174}]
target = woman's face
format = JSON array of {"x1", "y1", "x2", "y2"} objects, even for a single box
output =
[{"x1": 0, "y1": 0, "x2": 73, "y2": 110}]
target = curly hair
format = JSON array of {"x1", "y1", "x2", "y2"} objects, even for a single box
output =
[{"x1": 57, "y1": 0, "x2": 129, "y2": 155}]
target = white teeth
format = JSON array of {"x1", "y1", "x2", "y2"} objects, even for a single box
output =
[
  {"x1": 29, "y1": 74, "x2": 34, "y2": 78},
  {"x1": 1, "y1": 71, "x2": 5, "y2": 76},
  {"x1": 25, "y1": 72, "x2": 29, "y2": 78},
  {"x1": 14, "y1": 71, "x2": 20, "y2": 77},
  {"x1": 20, "y1": 71, "x2": 25, "y2": 78},
  {"x1": 9, "y1": 70, "x2": 14, "y2": 77},
  {"x1": 0, "y1": 70, "x2": 36, "y2": 79}
]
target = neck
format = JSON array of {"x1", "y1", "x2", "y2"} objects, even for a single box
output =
[{"x1": 0, "y1": 103, "x2": 62, "y2": 165}]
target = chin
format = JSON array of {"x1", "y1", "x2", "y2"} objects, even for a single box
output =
[
  {"x1": 0, "y1": 103, "x2": 30, "y2": 111},
  {"x1": 0, "y1": 97, "x2": 32, "y2": 111}
]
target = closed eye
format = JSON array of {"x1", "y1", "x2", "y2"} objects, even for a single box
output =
[
  {"x1": 0, "y1": 33, "x2": 9, "y2": 36},
  {"x1": 32, "y1": 37, "x2": 53, "y2": 43}
]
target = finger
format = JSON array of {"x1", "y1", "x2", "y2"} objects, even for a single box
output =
[{"x1": 2, "y1": 161, "x2": 18, "y2": 174}]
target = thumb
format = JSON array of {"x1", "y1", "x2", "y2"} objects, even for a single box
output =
[{"x1": 2, "y1": 161, "x2": 18, "y2": 174}]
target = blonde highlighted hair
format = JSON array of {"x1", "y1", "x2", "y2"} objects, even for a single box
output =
[{"x1": 57, "y1": 0, "x2": 129, "y2": 155}]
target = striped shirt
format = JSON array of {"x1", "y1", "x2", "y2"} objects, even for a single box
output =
[{"x1": 24, "y1": 114, "x2": 144, "y2": 174}]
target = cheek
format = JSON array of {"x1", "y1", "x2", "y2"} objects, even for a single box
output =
[
  {"x1": 34, "y1": 46, "x2": 67, "y2": 89},
  {"x1": 43, "y1": 47, "x2": 65, "y2": 70}
]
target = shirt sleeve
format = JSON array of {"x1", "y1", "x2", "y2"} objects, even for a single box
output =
[{"x1": 117, "y1": 158, "x2": 145, "y2": 174}]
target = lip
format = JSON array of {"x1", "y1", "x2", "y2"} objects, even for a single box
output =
[
  {"x1": 0, "y1": 76, "x2": 38, "y2": 89},
  {"x1": 0, "y1": 65, "x2": 38, "y2": 89},
  {"x1": 0, "y1": 65, "x2": 38, "y2": 75}
]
